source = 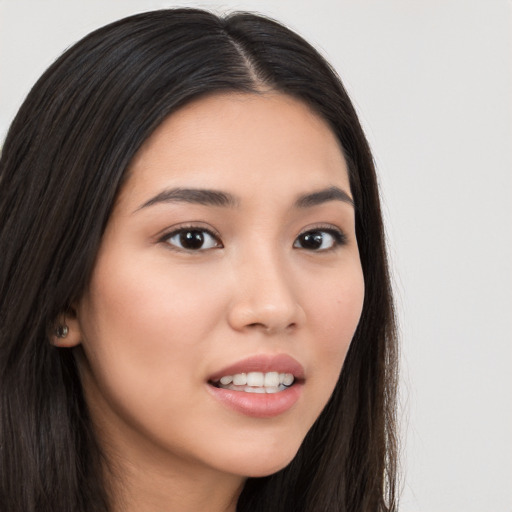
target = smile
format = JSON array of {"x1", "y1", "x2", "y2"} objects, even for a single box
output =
[
  {"x1": 206, "y1": 354, "x2": 304, "y2": 417},
  {"x1": 210, "y1": 371, "x2": 295, "y2": 393}
]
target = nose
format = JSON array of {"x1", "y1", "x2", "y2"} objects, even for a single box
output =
[{"x1": 227, "y1": 250, "x2": 305, "y2": 334}]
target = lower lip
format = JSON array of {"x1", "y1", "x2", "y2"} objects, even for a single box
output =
[{"x1": 207, "y1": 383, "x2": 303, "y2": 418}]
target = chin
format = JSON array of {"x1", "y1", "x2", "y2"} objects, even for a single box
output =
[
  {"x1": 220, "y1": 444, "x2": 300, "y2": 479},
  {"x1": 242, "y1": 460, "x2": 294, "y2": 478}
]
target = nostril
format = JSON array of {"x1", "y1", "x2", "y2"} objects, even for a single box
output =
[
  {"x1": 227, "y1": 298, "x2": 305, "y2": 334},
  {"x1": 248, "y1": 322, "x2": 266, "y2": 329},
  {"x1": 247, "y1": 321, "x2": 297, "y2": 333}
]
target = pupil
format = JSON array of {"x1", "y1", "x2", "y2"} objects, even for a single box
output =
[
  {"x1": 180, "y1": 230, "x2": 204, "y2": 249},
  {"x1": 301, "y1": 231, "x2": 323, "y2": 249}
]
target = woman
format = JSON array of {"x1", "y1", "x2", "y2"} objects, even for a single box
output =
[{"x1": 0, "y1": 8, "x2": 398, "y2": 512}]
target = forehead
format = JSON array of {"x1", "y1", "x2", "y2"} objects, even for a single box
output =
[{"x1": 120, "y1": 92, "x2": 350, "y2": 209}]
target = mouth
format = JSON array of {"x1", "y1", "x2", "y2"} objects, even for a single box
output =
[
  {"x1": 206, "y1": 354, "x2": 304, "y2": 418},
  {"x1": 209, "y1": 371, "x2": 296, "y2": 394}
]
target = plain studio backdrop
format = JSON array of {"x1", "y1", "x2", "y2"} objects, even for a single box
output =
[{"x1": 1, "y1": 1, "x2": 510, "y2": 511}]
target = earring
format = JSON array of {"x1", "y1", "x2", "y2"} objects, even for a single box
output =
[{"x1": 55, "y1": 324, "x2": 69, "y2": 338}]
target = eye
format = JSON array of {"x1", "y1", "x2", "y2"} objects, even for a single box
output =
[
  {"x1": 164, "y1": 228, "x2": 222, "y2": 251},
  {"x1": 293, "y1": 228, "x2": 346, "y2": 251}
]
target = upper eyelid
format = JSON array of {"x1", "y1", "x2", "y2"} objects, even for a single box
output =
[
  {"x1": 157, "y1": 223, "x2": 221, "y2": 241},
  {"x1": 160, "y1": 226, "x2": 223, "y2": 252},
  {"x1": 296, "y1": 223, "x2": 346, "y2": 237},
  {"x1": 295, "y1": 225, "x2": 349, "y2": 249}
]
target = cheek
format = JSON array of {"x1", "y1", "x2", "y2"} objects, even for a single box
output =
[
  {"x1": 75, "y1": 254, "x2": 230, "y2": 447},
  {"x1": 76, "y1": 253, "x2": 225, "y2": 400},
  {"x1": 77, "y1": 249, "x2": 256, "y2": 433},
  {"x1": 82, "y1": 250, "x2": 224, "y2": 345},
  {"x1": 311, "y1": 262, "x2": 364, "y2": 341},
  {"x1": 304, "y1": 263, "x2": 365, "y2": 389}
]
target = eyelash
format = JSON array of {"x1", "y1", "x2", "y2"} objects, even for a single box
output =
[
  {"x1": 160, "y1": 224, "x2": 347, "y2": 253},
  {"x1": 294, "y1": 225, "x2": 347, "y2": 252},
  {"x1": 160, "y1": 225, "x2": 223, "y2": 252}
]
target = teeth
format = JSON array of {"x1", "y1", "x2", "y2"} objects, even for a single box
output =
[
  {"x1": 214, "y1": 371, "x2": 295, "y2": 392},
  {"x1": 244, "y1": 386, "x2": 266, "y2": 393},
  {"x1": 282, "y1": 373, "x2": 294, "y2": 386},
  {"x1": 264, "y1": 372, "x2": 280, "y2": 387},
  {"x1": 247, "y1": 372, "x2": 264, "y2": 386},
  {"x1": 232, "y1": 373, "x2": 247, "y2": 386},
  {"x1": 219, "y1": 384, "x2": 287, "y2": 393}
]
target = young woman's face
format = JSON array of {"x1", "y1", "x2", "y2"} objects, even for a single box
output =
[{"x1": 72, "y1": 92, "x2": 364, "y2": 480}]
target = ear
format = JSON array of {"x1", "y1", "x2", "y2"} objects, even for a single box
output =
[{"x1": 51, "y1": 307, "x2": 82, "y2": 348}]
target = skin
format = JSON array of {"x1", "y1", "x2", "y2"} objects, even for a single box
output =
[{"x1": 58, "y1": 92, "x2": 365, "y2": 512}]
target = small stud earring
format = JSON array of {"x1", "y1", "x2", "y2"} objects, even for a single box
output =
[{"x1": 55, "y1": 325, "x2": 69, "y2": 338}]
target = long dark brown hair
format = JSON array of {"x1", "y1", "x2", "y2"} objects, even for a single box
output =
[{"x1": 0, "y1": 8, "x2": 398, "y2": 512}]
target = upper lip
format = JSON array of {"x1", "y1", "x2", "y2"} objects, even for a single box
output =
[{"x1": 208, "y1": 353, "x2": 305, "y2": 382}]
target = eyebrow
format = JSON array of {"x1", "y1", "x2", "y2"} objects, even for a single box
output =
[
  {"x1": 295, "y1": 186, "x2": 354, "y2": 208},
  {"x1": 135, "y1": 188, "x2": 239, "y2": 211},
  {"x1": 135, "y1": 185, "x2": 353, "y2": 212}
]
